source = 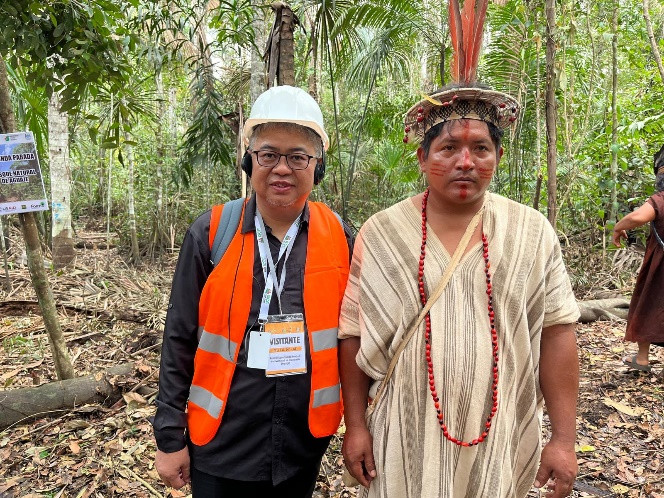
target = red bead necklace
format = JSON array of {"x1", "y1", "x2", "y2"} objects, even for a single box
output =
[{"x1": 419, "y1": 188, "x2": 499, "y2": 447}]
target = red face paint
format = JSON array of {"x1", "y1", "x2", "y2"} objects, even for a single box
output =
[
  {"x1": 428, "y1": 164, "x2": 451, "y2": 177},
  {"x1": 419, "y1": 120, "x2": 499, "y2": 207},
  {"x1": 478, "y1": 166, "x2": 494, "y2": 179},
  {"x1": 458, "y1": 120, "x2": 471, "y2": 139},
  {"x1": 461, "y1": 149, "x2": 472, "y2": 170}
]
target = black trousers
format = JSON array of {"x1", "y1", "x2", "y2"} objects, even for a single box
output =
[{"x1": 191, "y1": 466, "x2": 318, "y2": 498}]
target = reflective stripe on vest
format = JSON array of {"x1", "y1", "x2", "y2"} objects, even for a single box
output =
[
  {"x1": 189, "y1": 385, "x2": 224, "y2": 418},
  {"x1": 311, "y1": 327, "x2": 338, "y2": 352},
  {"x1": 313, "y1": 383, "x2": 340, "y2": 408},
  {"x1": 198, "y1": 327, "x2": 238, "y2": 363},
  {"x1": 187, "y1": 200, "x2": 349, "y2": 446}
]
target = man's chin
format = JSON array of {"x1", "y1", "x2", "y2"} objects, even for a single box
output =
[{"x1": 266, "y1": 197, "x2": 297, "y2": 208}]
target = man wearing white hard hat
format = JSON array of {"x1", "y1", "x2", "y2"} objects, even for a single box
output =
[{"x1": 153, "y1": 85, "x2": 353, "y2": 497}]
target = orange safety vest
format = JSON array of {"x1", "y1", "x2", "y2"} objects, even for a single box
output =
[{"x1": 187, "y1": 199, "x2": 349, "y2": 446}]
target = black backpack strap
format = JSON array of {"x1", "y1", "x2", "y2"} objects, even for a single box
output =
[{"x1": 210, "y1": 198, "x2": 245, "y2": 266}]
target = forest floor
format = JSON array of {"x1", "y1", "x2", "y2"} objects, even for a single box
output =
[{"x1": 0, "y1": 225, "x2": 663, "y2": 498}]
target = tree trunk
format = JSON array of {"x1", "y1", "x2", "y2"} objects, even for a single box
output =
[
  {"x1": 534, "y1": 18, "x2": 543, "y2": 211},
  {"x1": 106, "y1": 95, "x2": 114, "y2": 268},
  {"x1": 124, "y1": 134, "x2": 140, "y2": 263},
  {"x1": 48, "y1": 92, "x2": 75, "y2": 268},
  {"x1": 308, "y1": 16, "x2": 319, "y2": 100},
  {"x1": 643, "y1": 0, "x2": 664, "y2": 84},
  {"x1": 277, "y1": 3, "x2": 296, "y2": 86},
  {"x1": 0, "y1": 363, "x2": 135, "y2": 429},
  {"x1": 440, "y1": 41, "x2": 446, "y2": 87},
  {"x1": 0, "y1": 58, "x2": 15, "y2": 135},
  {"x1": 18, "y1": 213, "x2": 75, "y2": 380},
  {"x1": 151, "y1": 72, "x2": 167, "y2": 257},
  {"x1": 0, "y1": 216, "x2": 10, "y2": 291},
  {"x1": 609, "y1": 0, "x2": 619, "y2": 223},
  {"x1": 95, "y1": 146, "x2": 107, "y2": 212},
  {"x1": 420, "y1": 46, "x2": 430, "y2": 92},
  {"x1": 250, "y1": 3, "x2": 267, "y2": 102},
  {"x1": 0, "y1": 57, "x2": 74, "y2": 380},
  {"x1": 545, "y1": 0, "x2": 558, "y2": 227},
  {"x1": 247, "y1": 1, "x2": 268, "y2": 197}
]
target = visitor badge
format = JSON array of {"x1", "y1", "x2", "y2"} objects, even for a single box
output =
[
  {"x1": 265, "y1": 314, "x2": 307, "y2": 377},
  {"x1": 247, "y1": 331, "x2": 271, "y2": 369}
]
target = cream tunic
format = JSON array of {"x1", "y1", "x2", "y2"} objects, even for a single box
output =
[{"x1": 339, "y1": 193, "x2": 579, "y2": 498}]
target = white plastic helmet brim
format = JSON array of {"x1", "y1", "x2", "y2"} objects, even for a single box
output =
[{"x1": 243, "y1": 119, "x2": 330, "y2": 151}]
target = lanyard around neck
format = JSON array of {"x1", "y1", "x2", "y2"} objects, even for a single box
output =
[{"x1": 255, "y1": 211, "x2": 301, "y2": 320}]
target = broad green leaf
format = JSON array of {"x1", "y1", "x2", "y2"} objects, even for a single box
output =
[{"x1": 53, "y1": 23, "x2": 65, "y2": 38}]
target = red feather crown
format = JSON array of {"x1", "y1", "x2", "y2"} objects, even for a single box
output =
[{"x1": 403, "y1": 0, "x2": 520, "y2": 144}]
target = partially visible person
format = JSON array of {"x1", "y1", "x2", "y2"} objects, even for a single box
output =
[{"x1": 612, "y1": 144, "x2": 664, "y2": 372}]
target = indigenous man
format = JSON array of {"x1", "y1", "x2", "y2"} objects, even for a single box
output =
[
  {"x1": 338, "y1": 83, "x2": 580, "y2": 498},
  {"x1": 153, "y1": 85, "x2": 352, "y2": 497}
]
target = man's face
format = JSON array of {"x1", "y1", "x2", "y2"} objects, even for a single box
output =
[
  {"x1": 250, "y1": 125, "x2": 318, "y2": 211},
  {"x1": 417, "y1": 119, "x2": 502, "y2": 207}
]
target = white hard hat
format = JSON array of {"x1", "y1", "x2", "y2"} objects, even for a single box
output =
[{"x1": 243, "y1": 85, "x2": 329, "y2": 151}]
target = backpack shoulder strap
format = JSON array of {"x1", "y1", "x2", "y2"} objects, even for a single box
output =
[{"x1": 210, "y1": 198, "x2": 245, "y2": 266}]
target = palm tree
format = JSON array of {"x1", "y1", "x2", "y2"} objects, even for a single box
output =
[{"x1": 90, "y1": 77, "x2": 158, "y2": 264}]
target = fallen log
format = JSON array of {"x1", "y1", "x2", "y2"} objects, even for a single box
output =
[
  {"x1": 0, "y1": 363, "x2": 134, "y2": 429},
  {"x1": 577, "y1": 298, "x2": 630, "y2": 323}
]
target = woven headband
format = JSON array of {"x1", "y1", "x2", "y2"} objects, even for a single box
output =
[{"x1": 403, "y1": 87, "x2": 519, "y2": 143}]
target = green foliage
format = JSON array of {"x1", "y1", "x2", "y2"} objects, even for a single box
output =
[
  {"x1": 0, "y1": 0, "x2": 139, "y2": 113},
  {"x1": 5, "y1": 64, "x2": 48, "y2": 160},
  {"x1": 209, "y1": 0, "x2": 256, "y2": 50},
  {"x1": 177, "y1": 68, "x2": 235, "y2": 187},
  {"x1": 4, "y1": 0, "x2": 664, "y2": 259},
  {"x1": 87, "y1": 76, "x2": 158, "y2": 150}
]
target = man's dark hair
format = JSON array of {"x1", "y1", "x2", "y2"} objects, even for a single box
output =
[
  {"x1": 421, "y1": 120, "x2": 503, "y2": 160},
  {"x1": 654, "y1": 143, "x2": 664, "y2": 175},
  {"x1": 656, "y1": 173, "x2": 664, "y2": 193}
]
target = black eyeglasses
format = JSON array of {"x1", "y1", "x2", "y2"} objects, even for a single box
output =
[{"x1": 249, "y1": 149, "x2": 318, "y2": 170}]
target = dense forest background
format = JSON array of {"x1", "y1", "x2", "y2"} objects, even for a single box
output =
[
  {"x1": 1, "y1": 0, "x2": 663, "y2": 262},
  {"x1": 1, "y1": 0, "x2": 664, "y2": 496}
]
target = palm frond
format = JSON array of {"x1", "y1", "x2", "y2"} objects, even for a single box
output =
[
  {"x1": 177, "y1": 67, "x2": 234, "y2": 187},
  {"x1": 5, "y1": 63, "x2": 49, "y2": 161}
]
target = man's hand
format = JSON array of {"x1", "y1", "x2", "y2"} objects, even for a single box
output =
[
  {"x1": 342, "y1": 426, "x2": 376, "y2": 488},
  {"x1": 534, "y1": 439, "x2": 577, "y2": 497},
  {"x1": 155, "y1": 447, "x2": 191, "y2": 489}
]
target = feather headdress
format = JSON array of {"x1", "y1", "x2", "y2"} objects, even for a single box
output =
[{"x1": 403, "y1": 0, "x2": 519, "y2": 144}]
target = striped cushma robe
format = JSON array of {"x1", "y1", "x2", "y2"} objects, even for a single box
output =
[{"x1": 338, "y1": 193, "x2": 579, "y2": 498}]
